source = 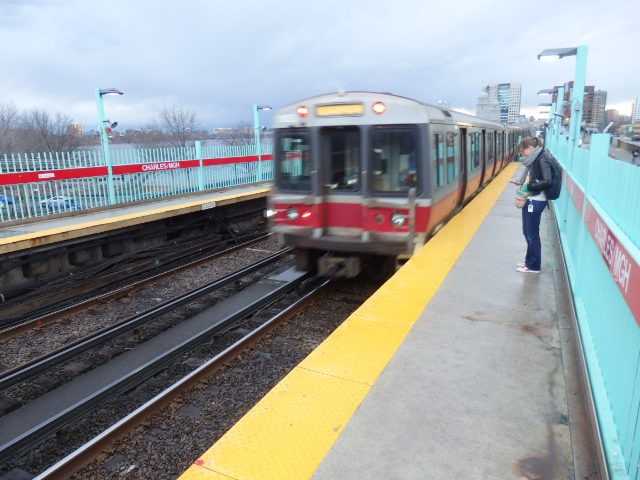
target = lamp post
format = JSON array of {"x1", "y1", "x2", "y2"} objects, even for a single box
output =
[
  {"x1": 253, "y1": 104, "x2": 272, "y2": 182},
  {"x1": 538, "y1": 45, "x2": 588, "y2": 156},
  {"x1": 552, "y1": 86, "x2": 565, "y2": 141},
  {"x1": 96, "y1": 88, "x2": 123, "y2": 205}
]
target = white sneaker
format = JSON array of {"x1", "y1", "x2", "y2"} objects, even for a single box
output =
[
  {"x1": 516, "y1": 262, "x2": 525, "y2": 268},
  {"x1": 516, "y1": 266, "x2": 540, "y2": 273}
]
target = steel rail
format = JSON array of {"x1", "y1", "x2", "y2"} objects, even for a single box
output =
[
  {"x1": 0, "y1": 267, "x2": 313, "y2": 466},
  {"x1": 0, "y1": 232, "x2": 271, "y2": 334},
  {"x1": 35, "y1": 276, "x2": 332, "y2": 480},
  {"x1": 0, "y1": 247, "x2": 292, "y2": 391}
]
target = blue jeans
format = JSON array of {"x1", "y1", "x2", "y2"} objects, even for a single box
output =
[{"x1": 521, "y1": 199, "x2": 547, "y2": 270}]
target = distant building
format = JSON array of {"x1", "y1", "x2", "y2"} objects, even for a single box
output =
[
  {"x1": 67, "y1": 122, "x2": 83, "y2": 136},
  {"x1": 475, "y1": 94, "x2": 500, "y2": 122},
  {"x1": 632, "y1": 94, "x2": 640, "y2": 124},
  {"x1": 559, "y1": 81, "x2": 608, "y2": 134},
  {"x1": 476, "y1": 83, "x2": 521, "y2": 124},
  {"x1": 582, "y1": 87, "x2": 607, "y2": 133}
]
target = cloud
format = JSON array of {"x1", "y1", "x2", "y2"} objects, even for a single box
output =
[{"x1": 0, "y1": 0, "x2": 637, "y2": 130}]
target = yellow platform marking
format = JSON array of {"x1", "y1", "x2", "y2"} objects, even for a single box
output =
[
  {"x1": 180, "y1": 164, "x2": 518, "y2": 480},
  {"x1": 0, "y1": 188, "x2": 269, "y2": 254}
]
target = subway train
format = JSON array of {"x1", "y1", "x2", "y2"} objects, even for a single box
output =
[{"x1": 267, "y1": 91, "x2": 531, "y2": 278}]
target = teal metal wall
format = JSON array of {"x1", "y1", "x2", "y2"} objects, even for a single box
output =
[{"x1": 548, "y1": 132, "x2": 640, "y2": 479}]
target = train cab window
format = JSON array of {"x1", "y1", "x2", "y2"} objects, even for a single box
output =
[
  {"x1": 470, "y1": 132, "x2": 481, "y2": 170},
  {"x1": 276, "y1": 131, "x2": 312, "y2": 191},
  {"x1": 445, "y1": 132, "x2": 457, "y2": 183},
  {"x1": 370, "y1": 128, "x2": 418, "y2": 193},
  {"x1": 496, "y1": 133, "x2": 504, "y2": 162},
  {"x1": 487, "y1": 133, "x2": 495, "y2": 164},
  {"x1": 323, "y1": 127, "x2": 360, "y2": 192},
  {"x1": 433, "y1": 133, "x2": 444, "y2": 187}
]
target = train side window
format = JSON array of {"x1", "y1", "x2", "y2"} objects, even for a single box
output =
[
  {"x1": 487, "y1": 133, "x2": 494, "y2": 164},
  {"x1": 276, "y1": 131, "x2": 312, "y2": 191},
  {"x1": 471, "y1": 132, "x2": 480, "y2": 170},
  {"x1": 445, "y1": 132, "x2": 456, "y2": 183},
  {"x1": 432, "y1": 133, "x2": 445, "y2": 187},
  {"x1": 370, "y1": 128, "x2": 418, "y2": 193}
]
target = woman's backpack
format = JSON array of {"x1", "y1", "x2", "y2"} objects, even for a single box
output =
[{"x1": 545, "y1": 155, "x2": 563, "y2": 200}]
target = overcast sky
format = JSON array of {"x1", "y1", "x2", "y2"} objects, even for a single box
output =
[{"x1": 1, "y1": 0, "x2": 637, "y2": 131}]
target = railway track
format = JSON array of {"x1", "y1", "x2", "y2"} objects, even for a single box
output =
[
  {"x1": 0, "y1": 232, "x2": 271, "y2": 336},
  {"x1": 0, "y1": 258, "x2": 316, "y2": 470},
  {"x1": 36, "y1": 277, "x2": 333, "y2": 480},
  {"x1": 0, "y1": 248, "x2": 292, "y2": 393},
  {"x1": 0, "y1": 271, "x2": 380, "y2": 478}
]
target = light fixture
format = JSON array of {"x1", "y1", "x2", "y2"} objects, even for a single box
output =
[
  {"x1": 537, "y1": 45, "x2": 588, "y2": 156},
  {"x1": 537, "y1": 47, "x2": 578, "y2": 60},
  {"x1": 254, "y1": 104, "x2": 272, "y2": 182},
  {"x1": 99, "y1": 88, "x2": 124, "y2": 96},
  {"x1": 96, "y1": 87, "x2": 124, "y2": 205}
]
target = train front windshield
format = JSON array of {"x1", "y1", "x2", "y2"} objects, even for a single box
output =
[
  {"x1": 277, "y1": 131, "x2": 312, "y2": 191},
  {"x1": 275, "y1": 126, "x2": 419, "y2": 194}
]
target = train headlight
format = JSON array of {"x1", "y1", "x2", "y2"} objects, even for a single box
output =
[
  {"x1": 287, "y1": 207, "x2": 300, "y2": 220},
  {"x1": 372, "y1": 102, "x2": 386, "y2": 114},
  {"x1": 297, "y1": 106, "x2": 309, "y2": 117},
  {"x1": 390, "y1": 212, "x2": 407, "y2": 227}
]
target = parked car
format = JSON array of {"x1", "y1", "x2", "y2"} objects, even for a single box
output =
[
  {"x1": 0, "y1": 195, "x2": 14, "y2": 208},
  {"x1": 40, "y1": 195, "x2": 75, "y2": 210}
]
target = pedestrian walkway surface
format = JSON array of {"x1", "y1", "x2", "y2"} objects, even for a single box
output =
[{"x1": 313, "y1": 166, "x2": 595, "y2": 479}]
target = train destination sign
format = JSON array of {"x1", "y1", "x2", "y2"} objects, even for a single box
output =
[{"x1": 315, "y1": 103, "x2": 364, "y2": 117}]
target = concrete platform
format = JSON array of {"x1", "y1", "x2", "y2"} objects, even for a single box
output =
[
  {"x1": 0, "y1": 184, "x2": 270, "y2": 254},
  {"x1": 312, "y1": 171, "x2": 597, "y2": 479}
]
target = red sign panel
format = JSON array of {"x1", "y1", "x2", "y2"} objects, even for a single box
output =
[
  {"x1": 584, "y1": 202, "x2": 640, "y2": 323},
  {"x1": 113, "y1": 160, "x2": 200, "y2": 175},
  {"x1": 0, "y1": 167, "x2": 108, "y2": 185},
  {"x1": 0, "y1": 154, "x2": 273, "y2": 185}
]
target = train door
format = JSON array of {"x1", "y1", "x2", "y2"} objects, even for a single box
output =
[
  {"x1": 319, "y1": 126, "x2": 362, "y2": 236},
  {"x1": 456, "y1": 127, "x2": 468, "y2": 208}
]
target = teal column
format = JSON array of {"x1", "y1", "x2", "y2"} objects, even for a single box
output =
[
  {"x1": 253, "y1": 105, "x2": 261, "y2": 182},
  {"x1": 569, "y1": 45, "x2": 588, "y2": 162},
  {"x1": 95, "y1": 88, "x2": 116, "y2": 205},
  {"x1": 253, "y1": 104, "x2": 272, "y2": 183},
  {"x1": 195, "y1": 140, "x2": 204, "y2": 191},
  {"x1": 554, "y1": 86, "x2": 566, "y2": 167},
  {"x1": 555, "y1": 86, "x2": 565, "y2": 143}
]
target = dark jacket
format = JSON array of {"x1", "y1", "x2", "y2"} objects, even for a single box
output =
[{"x1": 528, "y1": 150, "x2": 555, "y2": 193}]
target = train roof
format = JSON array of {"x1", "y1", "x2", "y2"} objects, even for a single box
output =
[{"x1": 273, "y1": 91, "x2": 507, "y2": 130}]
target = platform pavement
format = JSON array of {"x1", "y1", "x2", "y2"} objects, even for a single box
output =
[
  {"x1": 0, "y1": 183, "x2": 270, "y2": 254},
  {"x1": 311, "y1": 167, "x2": 598, "y2": 479},
  {"x1": 179, "y1": 164, "x2": 598, "y2": 479}
]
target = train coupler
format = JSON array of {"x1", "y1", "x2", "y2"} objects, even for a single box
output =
[{"x1": 317, "y1": 254, "x2": 361, "y2": 278}]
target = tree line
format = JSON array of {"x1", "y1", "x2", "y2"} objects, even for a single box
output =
[{"x1": 0, "y1": 102, "x2": 259, "y2": 157}]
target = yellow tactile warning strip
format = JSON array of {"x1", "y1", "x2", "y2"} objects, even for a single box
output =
[
  {"x1": 0, "y1": 188, "x2": 269, "y2": 255},
  {"x1": 179, "y1": 164, "x2": 518, "y2": 480}
]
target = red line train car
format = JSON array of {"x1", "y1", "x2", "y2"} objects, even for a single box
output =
[{"x1": 267, "y1": 91, "x2": 530, "y2": 278}]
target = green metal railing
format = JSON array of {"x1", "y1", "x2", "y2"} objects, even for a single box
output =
[
  {"x1": 0, "y1": 141, "x2": 273, "y2": 223},
  {"x1": 548, "y1": 132, "x2": 640, "y2": 480}
]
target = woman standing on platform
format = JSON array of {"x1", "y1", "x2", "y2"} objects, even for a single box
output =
[{"x1": 511, "y1": 137, "x2": 554, "y2": 273}]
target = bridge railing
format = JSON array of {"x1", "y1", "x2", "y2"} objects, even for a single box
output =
[
  {"x1": 548, "y1": 132, "x2": 640, "y2": 479},
  {"x1": 0, "y1": 141, "x2": 273, "y2": 223}
]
